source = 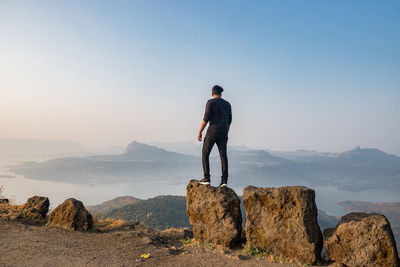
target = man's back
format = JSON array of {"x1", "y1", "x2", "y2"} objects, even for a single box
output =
[{"x1": 203, "y1": 98, "x2": 232, "y2": 137}]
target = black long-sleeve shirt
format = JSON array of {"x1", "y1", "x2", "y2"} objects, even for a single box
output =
[{"x1": 203, "y1": 98, "x2": 232, "y2": 137}]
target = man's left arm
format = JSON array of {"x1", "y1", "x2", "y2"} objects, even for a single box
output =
[{"x1": 228, "y1": 103, "x2": 232, "y2": 132}]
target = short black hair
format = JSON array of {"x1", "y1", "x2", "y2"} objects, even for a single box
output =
[{"x1": 212, "y1": 85, "x2": 224, "y2": 95}]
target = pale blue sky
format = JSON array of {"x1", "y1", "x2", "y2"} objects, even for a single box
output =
[{"x1": 0, "y1": 1, "x2": 399, "y2": 154}]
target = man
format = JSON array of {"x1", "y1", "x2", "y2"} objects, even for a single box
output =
[{"x1": 197, "y1": 85, "x2": 232, "y2": 187}]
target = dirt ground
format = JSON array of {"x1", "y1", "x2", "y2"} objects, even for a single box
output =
[{"x1": 0, "y1": 220, "x2": 305, "y2": 267}]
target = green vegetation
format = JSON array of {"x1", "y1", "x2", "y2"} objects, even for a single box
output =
[
  {"x1": 104, "y1": 195, "x2": 190, "y2": 230},
  {"x1": 275, "y1": 254, "x2": 286, "y2": 262},
  {"x1": 180, "y1": 238, "x2": 193, "y2": 245},
  {"x1": 243, "y1": 243, "x2": 268, "y2": 257},
  {"x1": 203, "y1": 242, "x2": 215, "y2": 250}
]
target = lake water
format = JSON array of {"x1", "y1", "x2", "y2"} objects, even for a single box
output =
[{"x1": 1, "y1": 159, "x2": 399, "y2": 216}]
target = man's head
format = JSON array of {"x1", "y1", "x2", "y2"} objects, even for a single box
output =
[{"x1": 212, "y1": 85, "x2": 224, "y2": 97}]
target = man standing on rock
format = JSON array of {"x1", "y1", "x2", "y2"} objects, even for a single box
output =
[{"x1": 198, "y1": 85, "x2": 232, "y2": 187}]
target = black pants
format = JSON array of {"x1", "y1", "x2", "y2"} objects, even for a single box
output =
[{"x1": 202, "y1": 133, "x2": 228, "y2": 182}]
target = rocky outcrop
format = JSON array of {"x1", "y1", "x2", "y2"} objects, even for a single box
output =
[
  {"x1": 47, "y1": 198, "x2": 93, "y2": 231},
  {"x1": 0, "y1": 196, "x2": 49, "y2": 222},
  {"x1": 186, "y1": 180, "x2": 242, "y2": 248},
  {"x1": 243, "y1": 186, "x2": 322, "y2": 265},
  {"x1": 22, "y1": 196, "x2": 49, "y2": 221},
  {"x1": 324, "y1": 212, "x2": 400, "y2": 267}
]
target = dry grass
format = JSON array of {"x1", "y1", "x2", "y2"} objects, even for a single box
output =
[
  {"x1": 93, "y1": 216, "x2": 137, "y2": 232},
  {"x1": 0, "y1": 185, "x2": 4, "y2": 199},
  {"x1": 0, "y1": 202, "x2": 24, "y2": 220}
]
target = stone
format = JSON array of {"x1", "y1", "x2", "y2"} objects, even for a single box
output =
[
  {"x1": 186, "y1": 180, "x2": 242, "y2": 248},
  {"x1": 324, "y1": 212, "x2": 400, "y2": 267},
  {"x1": 0, "y1": 199, "x2": 9, "y2": 204},
  {"x1": 142, "y1": 237, "x2": 153, "y2": 244},
  {"x1": 243, "y1": 185, "x2": 322, "y2": 265},
  {"x1": 22, "y1": 196, "x2": 49, "y2": 221},
  {"x1": 47, "y1": 198, "x2": 93, "y2": 231}
]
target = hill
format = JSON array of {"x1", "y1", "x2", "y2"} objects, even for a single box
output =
[
  {"x1": 86, "y1": 196, "x2": 141, "y2": 214},
  {"x1": 122, "y1": 141, "x2": 193, "y2": 161},
  {"x1": 104, "y1": 195, "x2": 190, "y2": 230},
  {"x1": 317, "y1": 209, "x2": 340, "y2": 230}
]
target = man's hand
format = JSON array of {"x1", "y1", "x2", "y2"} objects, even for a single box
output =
[{"x1": 198, "y1": 120, "x2": 207, "y2": 142}]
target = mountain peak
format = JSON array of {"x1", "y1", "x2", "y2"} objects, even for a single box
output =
[
  {"x1": 342, "y1": 147, "x2": 385, "y2": 156},
  {"x1": 339, "y1": 147, "x2": 399, "y2": 164},
  {"x1": 122, "y1": 140, "x2": 191, "y2": 160},
  {"x1": 124, "y1": 141, "x2": 161, "y2": 154}
]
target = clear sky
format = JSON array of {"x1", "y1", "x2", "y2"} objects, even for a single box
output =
[{"x1": 1, "y1": 0, "x2": 399, "y2": 154}]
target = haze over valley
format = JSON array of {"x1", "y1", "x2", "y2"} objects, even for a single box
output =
[{"x1": 1, "y1": 138, "x2": 399, "y2": 219}]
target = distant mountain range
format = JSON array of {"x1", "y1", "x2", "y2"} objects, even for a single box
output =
[
  {"x1": 150, "y1": 141, "x2": 253, "y2": 157},
  {"x1": 8, "y1": 141, "x2": 400, "y2": 192},
  {"x1": 9, "y1": 141, "x2": 200, "y2": 184}
]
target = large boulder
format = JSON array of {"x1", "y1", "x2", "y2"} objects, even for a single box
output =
[
  {"x1": 243, "y1": 186, "x2": 322, "y2": 265},
  {"x1": 22, "y1": 196, "x2": 49, "y2": 221},
  {"x1": 186, "y1": 180, "x2": 242, "y2": 248},
  {"x1": 324, "y1": 212, "x2": 400, "y2": 267},
  {"x1": 47, "y1": 198, "x2": 93, "y2": 231}
]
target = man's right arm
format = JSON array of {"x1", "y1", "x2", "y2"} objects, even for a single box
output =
[
  {"x1": 198, "y1": 120, "x2": 207, "y2": 141},
  {"x1": 198, "y1": 100, "x2": 212, "y2": 142}
]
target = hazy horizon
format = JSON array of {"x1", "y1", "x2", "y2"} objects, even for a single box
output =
[
  {"x1": 1, "y1": 137, "x2": 399, "y2": 157},
  {"x1": 1, "y1": 1, "x2": 399, "y2": 155}
]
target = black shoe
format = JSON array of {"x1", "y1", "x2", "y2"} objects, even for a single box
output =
[
  {"x1": 199, "y1": 178, "x2": 210, "y2": 185},
  {"x1": 219, "y1": 181, "x2": 227, "y2": 187}
]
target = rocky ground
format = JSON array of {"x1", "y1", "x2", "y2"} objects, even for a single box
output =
[
  {"x1": 4, "y1": 184, "x2": 398, "y2": 266},
  {"x1": 0, "y1": 220, "x2": 305, "y2": 267}
]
